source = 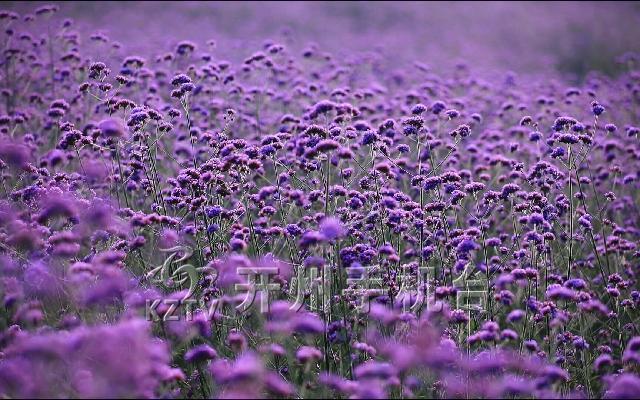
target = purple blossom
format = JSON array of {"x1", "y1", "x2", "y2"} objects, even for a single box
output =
[{"x1": 0, "y1": 4, "x2": 637, "y2": 398}]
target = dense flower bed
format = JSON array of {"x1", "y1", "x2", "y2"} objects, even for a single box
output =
[{"x1": 0, "y1": 4, "x2": 639, "y2": 399}]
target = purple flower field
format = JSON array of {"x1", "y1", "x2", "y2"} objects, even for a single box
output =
[{"x1": 1, "y1": 2, "x2": 640, "y2": 398}]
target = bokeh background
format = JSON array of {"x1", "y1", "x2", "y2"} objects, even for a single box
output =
[{"x1": 5, "y1": 2, "x2": 640, "y2": 81}]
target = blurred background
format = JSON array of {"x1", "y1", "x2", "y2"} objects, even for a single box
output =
[{"x1": 6, "y1": 1, "x2": 640, "y2": 81}]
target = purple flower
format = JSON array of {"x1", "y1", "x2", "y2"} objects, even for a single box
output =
[
  {"x1": 97, "y1": 118, "x2": 126, "y2": 138},
  {"x1": 0, "y1": 140, "x2": 30, "y2": 169},
  {"x1": 546, "y1": 285, "x2": 577, "y2": 301},
  {"x1": 507, "y1": 309, "x2": 525, "y2": 323},
  {"x1": 299, "y1": 230, "x2": 324, "y2": 248},
  {"x1": 430, "y1": 101, "x2": 446, "y2": 114},
  {"x1": 0, "y1": 319, "x2": 170, "y2": 398},
  {"x1": 456, "y1": 238, "x2": 478, "y2": 254},
  {"x1": 354, "y1": 360, "x2": 397, "y2": 380},
  {"x1": 361, "y1": 131, "x2": 377, "y2": 145},
  {"x1": 501, "y1": 329, "x2": 519, "y2": 341},
  {"x1": 591, "y1": 101, "x2": 605, "y2": 116},
  {"x1": 296, "y1": 346, "x2": 323, "y2": 364},
  {"x1": 184, "y1": 344, "x2": 218, "y2": 363},
  {"x1": 319, "y1": 216, "x2": 345, "y2": 241},
  {"x1": 593, "y1": 354, "x2": 613, "y2": 371},
  {"x1": 603, "y1": 374, "x2": 640, "y2": 399},
  {"x1": 524, "y1": 339, "x2": 539, "y2": 352},
  {"x1": 211, "y1": 351, "x2": 264, "y2": 386}
]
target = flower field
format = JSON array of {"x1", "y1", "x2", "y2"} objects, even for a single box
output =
[{"x1": 0, "y1": 2, "x2": 639, "y2": 398}]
